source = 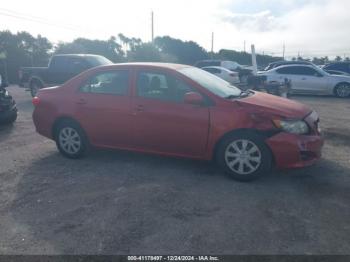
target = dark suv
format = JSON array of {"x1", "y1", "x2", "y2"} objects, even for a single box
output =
[
  {"x1": 19, "y1": 54, "x2": 113, "y2": 97},
  {"x1": 323, "y1": 62, "x2": 350, "y2": 75}
]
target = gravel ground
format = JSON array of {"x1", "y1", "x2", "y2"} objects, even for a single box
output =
[{"x1": 0, "y1": 86, "x2": 349, "y2": 255}]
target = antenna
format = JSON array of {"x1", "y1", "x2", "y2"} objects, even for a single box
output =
[
  {"x1": 151, "y1": 11, "x2": 154, "y2": 43},
  {"x1": 211, "y1": 32, "x2": 214, "y2": 57}
]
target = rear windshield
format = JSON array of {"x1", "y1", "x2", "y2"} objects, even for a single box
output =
[{"x1": 85, "y1": 56, "x2": 113, "y2": 67}]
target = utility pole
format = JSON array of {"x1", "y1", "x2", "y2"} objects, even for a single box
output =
[
  {"x1": 151, "y1": 11, "x2": 154, "y2": 43},
  {"x1": 244, "y1": 40, "x2": 246, "y2": 53},
  {"x1": 211, "y1": 32, "x2": 214, "y2": 58},
  {"x1": 282, "y1": 43, "x2": 285, "y2": 60}
]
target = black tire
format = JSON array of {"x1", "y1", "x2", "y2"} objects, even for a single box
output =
[
  {"x1": 54, "y1": 120, "x2": 88, "y2": 159},
  {"x1": 334, "y1": 83, "x2": 350, "y2": 98},
  {"x1": 30, "y1": 80, "x2": 43, "y2": 97},
  {"x1": 216, "y1": 132, "x2": 272, "y2": 182},
  {"x1": 0, "y1": 109, "x2": 17, "y2": 125}
]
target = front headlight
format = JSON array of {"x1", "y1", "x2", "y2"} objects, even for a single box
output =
[{"x1": 273, "y1": 119, "x2": 309, "y2": 134}]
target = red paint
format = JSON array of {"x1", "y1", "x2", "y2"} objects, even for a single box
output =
[{"x1": 33, "y1": 63, "x2": 324, "y2": 169}]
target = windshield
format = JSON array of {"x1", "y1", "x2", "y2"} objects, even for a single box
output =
[
  {"x1": 179, "y1": 67, "x2": 241, "y2": 98},
  {"x1": 86, "y1": 56, "x2": 113, "y2": 67},
  {"x1": 314, "y1": 65, "x2": 330, "y2": 76}
]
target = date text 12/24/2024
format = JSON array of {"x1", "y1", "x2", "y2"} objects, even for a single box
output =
[{"x1": 128, "y1": 256, "x2": 219, "y2": 261}]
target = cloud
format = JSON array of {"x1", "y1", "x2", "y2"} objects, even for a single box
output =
[
  {"x1": 222, "y1": 10, "x2": 281, "y2": 32},
  {"x1": 217, "y1": 0, "x2": 350, "y2": 58}
]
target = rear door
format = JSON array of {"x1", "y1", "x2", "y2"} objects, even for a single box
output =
[
  {"x1": 74, "y1": 70, "x2": 132, "y2": 147},
  {"x1": 130, "y1": 69, "x2": 210, "y2": 157}
]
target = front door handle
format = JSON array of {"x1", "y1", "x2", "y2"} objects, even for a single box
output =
[{"x1": 76, "y1": 99, "x2": 87, "y2": 105}]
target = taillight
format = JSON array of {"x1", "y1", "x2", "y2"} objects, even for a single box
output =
[{"x1": 32, "y1": 96, "x2": 40, "y2": 106}]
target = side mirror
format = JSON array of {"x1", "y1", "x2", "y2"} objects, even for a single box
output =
[{"x1": 184, "y1": 92, "x2": 204, "y2": 105}]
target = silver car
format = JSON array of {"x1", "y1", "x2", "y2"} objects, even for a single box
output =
[
  {"x1": 259, "y1": 64, "x2": 350, "y2": 98},
  {"x1": 201, "y1": 66, "x2": 240, "y2": 84}
]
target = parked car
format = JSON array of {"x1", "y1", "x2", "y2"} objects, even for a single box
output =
[
  {"x1": 32, "y1": 63, "x2": 323, "y2": 181},
  {"x1": 264, "y1": 60, "x2": 314, "y2": 71},
  {"x1": 323, "y1": 62, "x2": 350, "y2": 75},
  {"x1": 201, "y1": 66, "x2": 240, "y2": 84},
  {"x1": 194, "y1": 60, "x2": 253, "y2": 83},
  {"x1": 19, "y1": 54, "x2": 113, "y2": 97},
  {"x1": 0, "y1": 75, "x2": 17, "y2": 124},
  {"x1": 259, "y1": 64, "x2": 350, "y2": 98},
  {"x1": 324, "y1": 69, "x2": 350, "y2": 76}
]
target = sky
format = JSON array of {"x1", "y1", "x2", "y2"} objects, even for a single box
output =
[{"x1": 0, "y1": 0, "x2": 349, "y2": 58}]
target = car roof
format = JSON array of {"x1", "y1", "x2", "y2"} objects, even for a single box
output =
[
  {"x1": 270, "y1": 60, "x2": 313, "y2": 66},
  {"x1": 271, "y1": 64, "x2": 316, "y2": 70},
  {"x1": 202, "y1": 66, "x2": 228, "y2": 70},
  {"x1": 92, "y1": 62, "x2": 191, "y2": 71},
  {"x1": 53, "y1": 54, "x2": 105, "y2": 58}
]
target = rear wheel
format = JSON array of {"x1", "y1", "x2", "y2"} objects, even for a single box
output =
[
  {"x1": 216, "y1": 132, "x2": 272, "y2": 181},
  {"x1": 30, "y1": 80, "x2": 43, "y2": 97},
  {"x1": 55, "y1": 121, "x2": 88, "y2": 158},
  {"x1": 334, "y1": 83, "x2": 350, "y2": 98}
]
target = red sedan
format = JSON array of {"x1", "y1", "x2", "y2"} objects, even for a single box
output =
[{"x1": 32, "y1": 63, "x2": 324, "y2": 181}]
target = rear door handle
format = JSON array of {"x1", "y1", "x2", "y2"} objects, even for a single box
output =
[
  {"x1": 136, "y1": 105, "x2": 144, "y2": 112},
  {"x1": 76, "y1": 99, "x2": 87, "y2": 105}
]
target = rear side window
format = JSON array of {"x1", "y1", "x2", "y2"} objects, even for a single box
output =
[
  {"x1": 49, "y1": 56, "x2": 68, "y2": 72},
  {"x1": 276, "y1": 67, "x2": 299, "y2": 74},
  {"x1": 276, "y1": 66, "x2": 320, "y2": 76},
  {"x1": 80, "y1": 71, "x2": 129, "y2": 95}
]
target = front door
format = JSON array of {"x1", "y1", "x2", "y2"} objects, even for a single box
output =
[{"x1": 131, "y1": 70, "x2": 210, "y2": 157}]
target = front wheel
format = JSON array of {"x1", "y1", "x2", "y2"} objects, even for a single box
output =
[
  {"x1": 334, "y1": 83, "x2": 350, "y2": 98},
  {"x1": 216, "y1": 133, "x2": 272, "y2": 181},
  {"x1": 55, "y1": 121, "x2": 88, "y2": 158}
]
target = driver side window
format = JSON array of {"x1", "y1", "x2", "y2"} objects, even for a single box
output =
[{"x1": 136, "y1": 71, "x2": 194, "y2": 103}]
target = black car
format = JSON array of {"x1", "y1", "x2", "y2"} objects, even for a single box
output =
[
  {"x1": 19, "y1": 54, "x2": 113, "y2": 97},
  {"x1": 264, "y1": 60, "x2": 314, "y2": 71},
  {"x1": 0, "y1": 76, "x2": 17, "y2": 124},
  {"x1": 323, "y1": 62, "x2": 350, "y2": 75}
]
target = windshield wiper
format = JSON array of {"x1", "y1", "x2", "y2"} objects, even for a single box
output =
[
  {"x1": 239, "y1": 89, "x2": 253, "y2": 98},
  {"x1": 225, "y1": 94, "x2": 240, "y2": 99}
]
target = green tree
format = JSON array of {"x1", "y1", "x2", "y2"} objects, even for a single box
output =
[
  {"x1": 0, "y1": 30, "x2": 52, "y2": 82},
  {"x1": 55, "y1": 37, "x2": 124, "y2": 62},
  {"x1": 127, "y1": 43, "x2": 162, "y2": 62},
  {"x1": 335, "y1": 56, "x2": 342, "y2": 62},
  {"x1": 155, "y1": 36, "x2": 208, "y2": 65}
]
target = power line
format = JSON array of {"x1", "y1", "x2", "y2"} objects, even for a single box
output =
[{"x1": 0, "y1": 8, "x2": 81, "y2": 31}]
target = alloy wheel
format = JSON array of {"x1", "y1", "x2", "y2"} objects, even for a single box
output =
[
  {"x1": 224, "y1": 139, "x2": 262, "y2": 175},
  {"x1": 58, "y1": 127, "x2": 81, "y2": 155},
  {"x1": 336, "y1": 84, "x2": 350, "y2": 97}
]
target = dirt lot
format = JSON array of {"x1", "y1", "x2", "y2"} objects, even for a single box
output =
[{"x1": 0, "y1": 86, "x2": 349, "y2": 255}]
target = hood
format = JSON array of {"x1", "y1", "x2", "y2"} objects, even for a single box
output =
[{"x1": 237, "y1": 91, "x2": 311, "y2": 119}]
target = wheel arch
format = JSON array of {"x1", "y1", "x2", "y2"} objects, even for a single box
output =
[
  {"x1": 334, "y1": 81, "x2": 350, "y2": 95},
  {"x1": 29, "y1": 76, "x2": 45, "y2": 87},
  {"x1": 52, "y1": 116, "x2": 88, "y2": 142},
  {"x1": 212, "y1": 128, "x2": 277, "y2": 166}
]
